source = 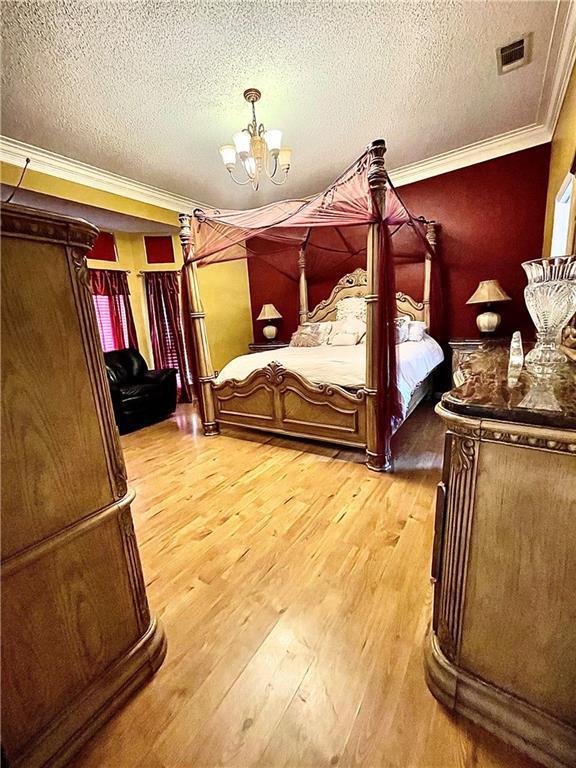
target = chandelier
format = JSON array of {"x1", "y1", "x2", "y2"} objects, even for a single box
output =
[{"x1": 219, "y1": 88, "x2": 292, "y2": 190}]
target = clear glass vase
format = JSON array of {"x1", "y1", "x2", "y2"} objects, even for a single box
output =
[{"x1": 522, "y1": 256, "x2": 576, "y2": 370}]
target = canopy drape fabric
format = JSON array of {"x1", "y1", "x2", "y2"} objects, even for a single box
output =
[
  {"x1": 144, "y1": 271, "x2": 194, "y2": 403},
  {"x1": 181, "y1": 146, "x2": 439, "y2": 467},
  {"x1": 88, "y1": 269, "x2": 138, "y2": 351}
]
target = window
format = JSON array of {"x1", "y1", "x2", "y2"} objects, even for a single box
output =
[
  {"x1": 92, "y1": 295, "x2": 130, "y2": 352},
  {"x1": 551, "y1": 173, "x2": 576, "y2": 257}
]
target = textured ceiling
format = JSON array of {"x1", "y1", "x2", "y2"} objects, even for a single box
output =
[{"x1": 0, "y1": 0, "x2": 567, "y2": 209}]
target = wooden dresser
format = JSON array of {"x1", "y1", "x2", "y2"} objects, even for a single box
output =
[
  {"x1": 1, "y1": 205, "x2": 166, "y2": 767},
  {"x1": 426, "y1": 344, "x2": 576, "y2": 768}
]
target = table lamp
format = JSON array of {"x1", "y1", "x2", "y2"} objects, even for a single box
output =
[
  {"x1": 257, "y1": 303, "x2": 282, "y2": 340},
  {"x1": 466, "y1": 279, "x2": 511, "y2": 334}
]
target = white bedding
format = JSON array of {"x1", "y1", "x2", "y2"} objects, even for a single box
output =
[{"x1": 216, "y1": 335, "x2": 444, "y2": 415}]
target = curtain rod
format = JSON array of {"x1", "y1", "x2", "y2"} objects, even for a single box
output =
[
  {"x1": 136, "y1": 269, "x2": 181, "y2": 277},
  {"x1": 88, "y1": 266, "x2": 131, "y2": 274}
]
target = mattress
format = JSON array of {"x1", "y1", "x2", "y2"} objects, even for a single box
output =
[{"x1": 216, "y1": 335, "x2": 444, "y2": 414}]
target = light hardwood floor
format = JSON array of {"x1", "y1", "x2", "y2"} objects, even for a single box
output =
[{"x1": 71, "y1": 403, "x2": 540, "y2": 768}]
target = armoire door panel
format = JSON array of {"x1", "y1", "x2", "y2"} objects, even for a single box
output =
[
  {"x1": 1, "y1": 511, "x2": 142, "y2": 756},
  {"x1": 1, "y1": 239, "x2": 114, "y2": 558},
  {"x1": 460, "y1": 441, "x2": 576, "y2": 726}
]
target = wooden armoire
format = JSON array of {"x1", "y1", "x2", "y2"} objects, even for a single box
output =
[{"x1": 1, "y1": 205, "x2": 166, "y2": 767}]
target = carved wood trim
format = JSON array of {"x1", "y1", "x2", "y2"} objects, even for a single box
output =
[
  {"x1": 396, "y1": 292, "x2": 426, "y2": 323},
  {"x1": 305, "y1": 268, "x2": 426, "y2": 325},
  {"x1": 436, "y1": 405, "x2": 576, "y2": 455},
  {"x1": 436, "y1": 432, "x2": 478, "y2": 663},
  {"x1": 0, "y1": 203, "x2": 99, "y2": 249},
  {"x1": 118, "y1": 506, "x2": 151, "y2": 633},
  {"x1": 66, "y1": 245, "x2": 128, "y2": 500},
  {"x1": 213, "y1": 363, "x2": 366, "y2": 447},
  {"x1": 306, "y1": 268, "x2": 368, "y2": 323}
]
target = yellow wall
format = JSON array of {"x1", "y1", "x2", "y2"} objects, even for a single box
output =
[
  {"x1": 197, "y1": 258, "x2": 252, "y2": 372},
  {"x1": 1, "y1": 161, "x2": 254, "y2": 368},
  {"x1": 543, "y1": 64, "x2": 576, "y2": 256}
]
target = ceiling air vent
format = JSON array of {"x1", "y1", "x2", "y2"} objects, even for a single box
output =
[{"x1": 497, "y1": 33, "x2": 532, "y2": 74}]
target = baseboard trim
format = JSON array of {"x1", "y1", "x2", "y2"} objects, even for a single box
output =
[
  {"x1": 424, "y1": 627, "x2": 576, "y2": 768},
  {"x1": 13, "y1": 616, "x2": 167, "y2": 768}
]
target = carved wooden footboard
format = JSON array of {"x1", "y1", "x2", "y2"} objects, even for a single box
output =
[{"x1": 213, "y1": 362, "x2": 367, "y2": 447}]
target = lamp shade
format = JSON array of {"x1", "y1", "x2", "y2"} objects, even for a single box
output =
[
  {"x1": 466, "y1": 279, "x2": 511, "y2": 305},
  {"x1": 278, "y1": 147, "x2": 292, "y2": 169},
  {"x1": 264, "y1": 129, "x2": 282, "y2": 154},
  {"x1": 233, "y1": 130, "x2": 251, "y2": 156},
  {"x1": 219, "y1": 144, "x2": 236, "y2": 168},
  {"x1": 257, "y1": 303, "x2": 282, "y2": 321}
]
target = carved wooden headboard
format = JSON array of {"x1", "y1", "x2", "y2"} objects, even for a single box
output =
[{"x1": 306, "y1": 268, "x2": 426, "y2": 325}]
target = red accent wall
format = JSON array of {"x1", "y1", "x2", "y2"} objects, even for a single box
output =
[
  {"x1": 396, "y1": 143, "x2": 550, "y2": 340},
  {"x1": 248, "y1": 144, "x2": 551, "y2": 342}
]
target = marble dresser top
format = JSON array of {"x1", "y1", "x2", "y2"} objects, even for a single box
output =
[{"x1": 442, "y1": 342, "x2": 576, "y2": 431}]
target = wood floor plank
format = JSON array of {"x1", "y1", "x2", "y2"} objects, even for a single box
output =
[{"x1": 70, "y1": 404, "x2": 541, "y2": 768}]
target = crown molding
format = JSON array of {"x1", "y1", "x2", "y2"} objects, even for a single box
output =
[
  {"x1": 540, "y1": 0, "x2": 576, "y2": 132},
  {"x1": 0, "y1": 136, "x2": 205, "y2": 214},
  {"x1": 389, "y1": 123, "x2": 551, "y2": 187}
]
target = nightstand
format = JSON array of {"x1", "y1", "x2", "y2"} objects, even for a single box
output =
[
  {"x1": 249, "y1": 340, "x2": 289, "y2": 353},
  {"x1": 449, "y1": 338, "x2": 509, "y2": 386}
]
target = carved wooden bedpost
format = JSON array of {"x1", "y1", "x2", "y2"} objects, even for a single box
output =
[
  {"x1": 365, "y1": 139, "x2": 388, "y2": 472},
  {"x1": 424, "y1": 221, "x2": 436, "y2": 329},
  {"x1": 298, "y1": 245, "x2": 309, "y2": 324},
  {"x1": 179, "y1": 213, "x2": 219, "y2": 436}
]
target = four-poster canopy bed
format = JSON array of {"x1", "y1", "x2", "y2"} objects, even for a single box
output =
[{"x1": 179, "y1": 139, "x2": 442, "y2": 471}]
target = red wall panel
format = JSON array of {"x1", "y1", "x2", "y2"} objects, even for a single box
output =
[
  {"x1": 145, "y1": 236, "x2": 175, "y2": 264},
  {"x1": 89, "y1": 232, "x2": 117, "y2": 262},
  {"x1": 247, "y1": 144, "x2": 551, "y2": 342}
]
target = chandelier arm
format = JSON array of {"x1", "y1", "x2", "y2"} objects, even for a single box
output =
[
  {"x1": 268, "y1": 170, "x2": 289, "y2": 186},
  {"x1": 263, "y1": 154, "x2": 279, "y2": 180},
  {"x1": 228, "y1": 169, "x2": 254, "y2": 186}
]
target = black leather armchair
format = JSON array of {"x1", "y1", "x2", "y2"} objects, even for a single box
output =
[{"x1": 103, "y1": 348, "x2": 177, "y2": 434}]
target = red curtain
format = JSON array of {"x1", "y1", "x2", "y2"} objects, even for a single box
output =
[
  {"x1": 144, "y1": 272, "x2": 194, "y2": 403},
  {"x1": 89, "y1": 269, "x2": 138, "y2": 351}
]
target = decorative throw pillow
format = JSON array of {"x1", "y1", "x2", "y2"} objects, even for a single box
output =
[
  {"x1": 307, "y1": 321, "x2": 332, "y2": 345},
  {"x1": 336, "y1": 296, "x2": 367, "y2": 323},
  {"x1": 407, "y1": 320, "x2": 426, "y2": 341},
  {"x1": 290, "y1": 326, "x2": 321, "y2": 347},
  {"x1": 328, "y1": 317, "x2": 366, "y2": 346}
]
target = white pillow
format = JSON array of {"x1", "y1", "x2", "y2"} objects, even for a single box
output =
[
  {"x1": 395, "y1": 316, "x2": 410, "y2": 344},
  {"x1": 336, "y1": 296, "x2": 367, "y2": 323},
  {"x1": 328, "y1": 317, "x2": 366, "y2": 346},
  {"x1": 407, "y1": 320, "x2": 426, "y2": 341}
]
